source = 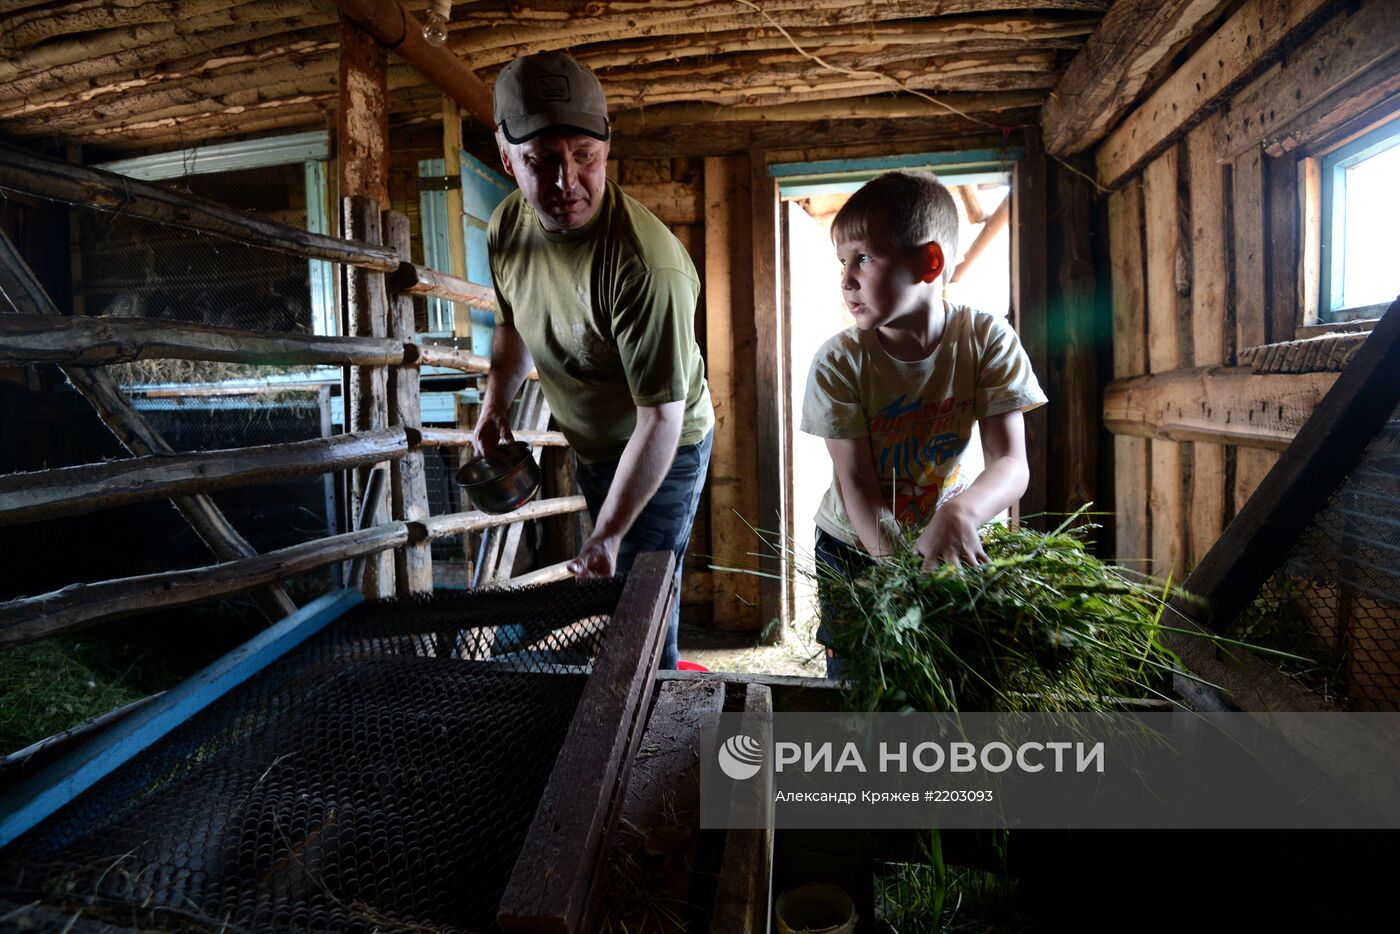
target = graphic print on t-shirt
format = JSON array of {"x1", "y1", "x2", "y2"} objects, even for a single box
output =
[{"x1": 870, "y1": 392, "x2": 973, "y2": 523}]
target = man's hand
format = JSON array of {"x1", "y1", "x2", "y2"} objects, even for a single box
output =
[
  {"x1": 915, "y1": 499, "x2": 988, "y2": 569},
  {"x1": 471, "y1": 408, "x2": 516, "y2": 459},
  {"x1": 568, "y1": 531, "x2": 621, "y2": 579}
]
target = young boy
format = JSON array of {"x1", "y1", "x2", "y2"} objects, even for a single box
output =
[{"x1": 800, "y1": 171, "x2": 1047, "y2": 679}]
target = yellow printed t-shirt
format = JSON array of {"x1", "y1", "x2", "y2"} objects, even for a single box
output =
[
  {"x1": 800, "y1": 304, "x2": 1047, "y2": 549},
  {"x1": 489, "y1": 180, "x2": 714, "y2": 463}
]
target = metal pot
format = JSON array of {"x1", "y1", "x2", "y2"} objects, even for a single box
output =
[{"x1": 456, "y1": 441, "x2": 542, "y2": 514}]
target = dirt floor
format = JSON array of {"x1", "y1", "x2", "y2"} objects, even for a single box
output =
[{"x1": 676, "y1": 614, "x2": 827, "y2": 677}]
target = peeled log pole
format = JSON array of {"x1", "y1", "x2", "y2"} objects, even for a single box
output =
[
  {"x1": 0, "y1": 523, "x2": 407, "y2": 649},
  {"x1": 407, "y1": 341, "x2": 539, "y2": 380},
  {"x1": 0, "y1": 314, "x2": 404, "y2": 367},
  {"x1": 951, "y1": 194, "x2": 1009, "y2": 283},
  {"x1": 414, "y1": 427, "x2": 567, "y2": 448},
  {"x1": 0, "y1": 142, "x2": 398, "y2": 272},
  {"x1": 422, "y1": 496, "x2": 589, "y2": 540},
  {"x1": 0, "y1": 427, "x2": 406, "y2": 527},
  {"x1": 391, "y1": 261, "x2": 498, "y2": 313},
  {"x1": 0, "y1": 228, "x2": 296, "y2": 622}
]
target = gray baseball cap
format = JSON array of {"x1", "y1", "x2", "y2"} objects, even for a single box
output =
[{"x1": 493, "y1": 52, "x2": 610, "y2": 144}]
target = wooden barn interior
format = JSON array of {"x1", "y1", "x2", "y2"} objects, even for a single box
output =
[{"x1": 1, "y1": 0, "x2": 1399, "y2": 930}]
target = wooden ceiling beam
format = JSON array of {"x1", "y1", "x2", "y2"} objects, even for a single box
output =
[
  {"x1": 610, "y1": 92, "x2": 1043, "y2": 128},
  {"x1": 1040, "y1": 0, "x2": 1232, "y2": 157},
  {"x1": 329, "y1": 0, "x2": 493, "y2": 126},
  {"x1": 450, "y1": 0, "x2": 1109, "y2": 56},
  {"x1": 465, "y1": 13, "x2": 1097, "y2": 69}
]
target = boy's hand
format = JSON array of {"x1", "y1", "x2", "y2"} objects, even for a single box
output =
[{"x1": 915, "y1": 500, "x2": 988, "y2": 569}]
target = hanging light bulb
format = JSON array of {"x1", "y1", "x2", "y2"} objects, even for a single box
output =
[{"x1": 422, "y1": 0, "x2": 451, "y2": 48}]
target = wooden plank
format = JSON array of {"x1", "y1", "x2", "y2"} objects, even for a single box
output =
[
  {"x1": 1178, "y1": 298, "x2": 1400, "y2": 631},
  {"x1": 702, "y1": 155, "x2": 761, "y2": 631},
  {"x1": 709, "y1": 682, "x2": 775, "y2": 934},
  {"x1": 0, "y1": 313, "x2": 404, "y2": 368},
  {"x1": 656, "y1": 668, "x2": 845, "y2": 713},
  {"x1": 1143, "y1": 146, "x2": 1187, "y2": 373},
  {"x1": 1095, "y1": 0, "x2": 1336, "y2": 188},
  {"x1": 499, "y1": 551, "x2": 675, "y2": 934},
  {"x1": 1113, "y1": 435, "x2": 1151, "y2": 569},
  {"x1": 494, "y1": 391, "x2": 553, "y2": 584},
  {"x1": 0, "y1": 226, "x2": 297, "y2": 623},
  {"x1": 1259, "y1": 51, "x2": 1400, "y2": 159},
  {"x1": 621, "y1": 179, "x2": 704, "y2": 225},
  {"x1": 600, "y1": 678, "x2": 725, "y2": 933},
  {"x1": 1299, "y1": 154, "x2": 1323, "y2": 326},
  {"x1": 1233, "y1": 146, "x2": 1268, "y2": 351},
  {"x1": 1107, "y1": 179, "x2": 1148, "y2": 380},
  {"x1": 1011, "y1": 131, "x2": 1049, "y2": 528},
  {"x1": 1041, "y1": 0, "x2": 1232, "y2": 157},
  {"x1": 1266, "y1": 152, "x2": 1299, "y2": 345},
  {"x1": 0, "y1": 589, "x2": 362, "y2": 850},
  {"x1": 1048, "y1": 159, "x2": 1099, "y2": 513},
  {"x1": 1219, "y1": 0, "x2": 1400, "y2": 159},
  {"x1": 422, "y1": 495, "x2": 588, "y2": 540},
  {"x1": 0, "y1": 524, "x2": 402, "y2": 649},
  {"x1": 336, "y1": 11, "x2": 389, "y2": 209},
  {"x1": 385, "y1": 210, "x2": 432, "y2": 596},
  {"x1": 1103, "y1": 365, "x2": 1337, "y2": 450},
  {"x1": 1150, "y1": 439, "x2": 1186, "y2": 581},
  {"x1": 751, "y1": 153, "x2": 786, "y2": 634},
  {"x1": 0, "y1": 427, "x2": 405, "y2": 527},
  {"x1": 343, "y1": 195, "x2": 394, "y2": 599},
  {"x1": 0, "y1": 141, "x2": 397, "y2": 272},
  {"x1": 1233, "y1": 447, "x2": 1280, "y2": 513}
]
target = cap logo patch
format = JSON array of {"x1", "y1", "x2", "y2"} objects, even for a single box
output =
[{"x1": 535, "y1": 75, "x2": 570, "y2": 102}]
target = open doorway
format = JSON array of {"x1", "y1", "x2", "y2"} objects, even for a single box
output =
[{"x1": 778, "y1": 154, "x2": 1016, "y2": 628}]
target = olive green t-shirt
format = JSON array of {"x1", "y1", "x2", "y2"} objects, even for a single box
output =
[
  {"x1": 800, "y1": 304, "x2": 1047, "y2": 548},
  {"x1": 488, "y1": 180, "x2": 714, "y2": 463}
]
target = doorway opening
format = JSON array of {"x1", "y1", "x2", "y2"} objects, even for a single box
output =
[{"x1": 777, "y1": 151, "x2": 1017, "y2": 629}]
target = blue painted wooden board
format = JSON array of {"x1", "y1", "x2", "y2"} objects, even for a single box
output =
[{"x1": 0, "y1": 589, "x2": 362, "y2": 850}]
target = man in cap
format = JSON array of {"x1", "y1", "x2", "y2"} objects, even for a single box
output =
[{"x1": 474, "y1": 51, "x2": 714, "y2": 669}]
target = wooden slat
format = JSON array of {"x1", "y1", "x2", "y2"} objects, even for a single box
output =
[
  {"x1": 0, "y1": 313, "x2": 403, "y2": 368},
  {"x1": 1041, "y1": 0, "x2": 1232, "y2": 157},
  {"x1": 422, "y1": 495, "x2": 589, "y2": 540},
  {"x1": 0, "y1": 427, "x2": 405, "y2": 527},
  {"x1": 1012, "y1": 131, "x2": 1049, "y2": 528},
  {"x1": 385, "y1": 210, "x2": 432, "y2": 595},
  {"x1": 1233, "y1": 145, "x2": 1268, "y2": 351},
  {"x1": 621, "y1": 178, "x2": 703, "y2": 226},
  {"x1": 1266, "y1": 152, "x2": 1299, "y2": 345},
  {"x1": 499, "y1": 551, "x2": 675, "y2": 934},
  {"x1": 0, "y1": 589, "x2": 362, "y2": 850},
  {"x1": 1219, "y1": 0, "x2": 1400, "y2": 159},
  {"x1": 702, "y1": 155, "x2": 761, "y2": 630},
  {"x1": 0, "y1": 524, "x2": 404, "y2": 649},
  {"x1": 709, "y1": 682, "x2": 775, "y2": 934},
  {"x1": 1149, "y1": 439, "x2": 1186, "y2": 581},
  {"x1": 0, "y1": 141, "x2": 397, "y2": 271},
  {"x1": 414, "y1": 427, "x2": 567, "y2": 448},
  {"x1": 0, "y1": 226, "x2": 297, "y2": 622},
  {"x1": 493, "y1": 389, "x2": 553, "y2": 584},
  {"x1": 336, "y1": 11, "x2": 388, "y2": 209},
  {"x1": 1107, "y1": 180, "x2": 1148, "y2": 380},
  {"x1": 1112, "y1": 436, "x2": 1150, "y2": 569},
  {"x1": 751, "y1": 153, "x2": 786, "y2": 632},
  {"x1": 1233, "y1": 447, "x2": 1280, "y2": 514},
  {"x1": 1104, "y1": 366, "x2": 1337, "y2": 449},
  {"x1": 1095, "y1": 0, "x2": 1335, "y2": 188},
  {"x1": 343, "y1": 195, "x2": 394, "y2": 599}
]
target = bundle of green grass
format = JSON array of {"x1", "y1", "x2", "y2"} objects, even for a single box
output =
[{"x1": 821, "y1": 515, "x2": 1188, "y2": 713}]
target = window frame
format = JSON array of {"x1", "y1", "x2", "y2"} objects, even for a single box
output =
[{"x1": 1317, "y1": 119, "x2": 1400, "y2": 323}]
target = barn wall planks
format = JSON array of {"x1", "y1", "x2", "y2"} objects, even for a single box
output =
[{"x1": 1098, "y1": 0, "x2": 1398, "y2": 579}]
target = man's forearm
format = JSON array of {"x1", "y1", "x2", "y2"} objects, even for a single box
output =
[{"x1": 591, "y1": 404, "x2": 685, "y2": 543}]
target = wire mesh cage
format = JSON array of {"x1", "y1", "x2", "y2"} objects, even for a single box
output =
[
  {"x1": 1235, "y1": 401, "x2": 1400, "y2": 710},
  {"x1": 0, "y1": 576, "x2": 628, "y2": 932}
]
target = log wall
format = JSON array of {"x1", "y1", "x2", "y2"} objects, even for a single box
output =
[{"x1": 1100, "y1": 0, "x2": 1399, "y2": 578}]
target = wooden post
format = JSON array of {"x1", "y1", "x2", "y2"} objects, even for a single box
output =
[
  {"x1": 0, "y1": 228, "x2": 297, "y2": 623},
  {"x1": 702, "y1": 155, "x2": 761, "y2": 632},
  {"x1": 337, "y1": 12, "x2": 389, "y2": 209},
  {"x1": 1011, "y1": 130, "x2": 1049, "y2": 530},
  {"x1": 751, "y1": 152, "x2": 786, "y2": 638},
  {"x1": 1107, "y1": 178, "x2": 1150, "y2": 568},
  {"x1": 384, "y1": 210, "x2": 433, "y2": 595},
  {"x1": 343, "y1": 195, "x2": 394, "y2": 599}
]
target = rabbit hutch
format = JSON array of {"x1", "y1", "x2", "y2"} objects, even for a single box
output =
[{"x1": 1, "y1": 1, "x2": 1399, "y2": 931}]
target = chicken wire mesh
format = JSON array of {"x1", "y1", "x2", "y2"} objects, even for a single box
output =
[
  {"x1": 0, "y1": 576, "x2": 627, "y2": 933},
  {"x1": 1233, "y1": 400, "x2": 1400, "y2": 710}
]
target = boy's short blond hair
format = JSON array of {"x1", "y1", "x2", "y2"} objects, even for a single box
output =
[{"x1": 831, "y1": 171, "x2": 959, "y2": 273}]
